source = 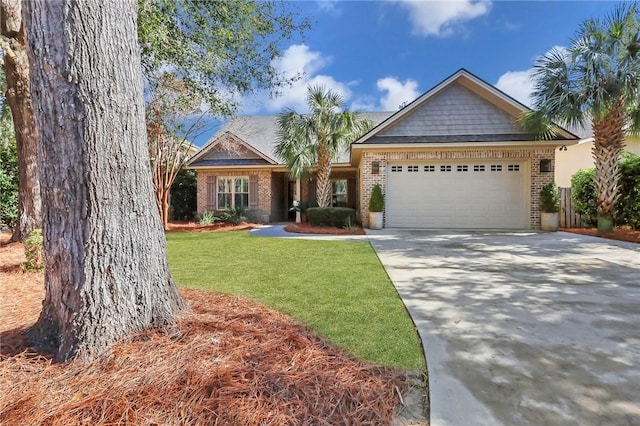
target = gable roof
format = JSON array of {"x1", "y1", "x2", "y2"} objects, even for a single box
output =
[
  {"x1": 189, "y1": 112, "x2": 393, "y2": 167},
  {"x1": 353, "y1": 68, "x2": 578, "y2": 145}
]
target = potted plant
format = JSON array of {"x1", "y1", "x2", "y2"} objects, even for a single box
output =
[
  {"x1": 368, "y1": 184, "x2": 384, "y2": 230},
  {"x1": 540, "y1": 182, "x2": 560, "y2": 231}
]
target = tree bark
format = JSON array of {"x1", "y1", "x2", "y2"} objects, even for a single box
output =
[
  {"x1": 592, "y1": 104, "x2": 626, "y2": 235},
  {"x1": 24, "y1": 0, "x2": 186, "y2": 362},
  {"x1": 0, "y1": 0, "x2": 41, "y2": 242},
  {"x1": 315, "y1": 143, "x2": 332, "y2": 208}
]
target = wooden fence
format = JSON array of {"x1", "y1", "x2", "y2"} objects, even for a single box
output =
[{"x1": 559, "y1": 187, "x2": 584, "y2": 228}]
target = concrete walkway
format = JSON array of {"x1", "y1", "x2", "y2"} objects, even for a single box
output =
[{"x1": 367, "y1": 230, "x2": 640, "y2": 426}]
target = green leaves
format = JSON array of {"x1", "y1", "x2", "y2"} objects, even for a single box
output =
[{"x1": 138, "y1": 0, "x2": 309, "y2": 117}]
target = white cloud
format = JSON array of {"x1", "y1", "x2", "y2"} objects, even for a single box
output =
[
  {"x1": 495, "y1": 70, "x2": 534, "y2": 107},
  {"x1": 494, "y1": 46, "x2": 568, "y2": 108},
  {"x1": 241, "y1": 44, "x2": 352, "y2": 113},
  {"x1": 377, "y1": 77, "x2": 420, "y2": 110},
  {"x1": 396, "y1": 0, "x2": 492, "y2": 37}
]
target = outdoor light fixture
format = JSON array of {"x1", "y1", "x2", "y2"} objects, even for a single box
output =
[
  {"x1": 371, "y1": 161, "x2": 380, "y2": 175},
  {"x1": 558, "y1": 145, "x2": 567, "y2": 151}
]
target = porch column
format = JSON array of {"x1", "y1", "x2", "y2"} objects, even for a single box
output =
[{"x1": 296, "y1": 178, "x2": 301, "y2": 223}]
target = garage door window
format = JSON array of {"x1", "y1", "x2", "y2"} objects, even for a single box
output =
[
  {"x1": 391, "y1": 165, "x2": 403, "y2": 172},
  {"x1": 424, "y1": 165, "x2": 435, "y2": 172},
  {"x1": 456, "y1": 165, "x2": 469, "y2": 172},
  {"x1": 490, "y1": 165, "x2": 502, "y2": 171},
  {"x1": 508, "y1": 164, "x2": 520, "y2": 171},
  {"x1": 474, "y1": 165, "x2": 485, "y2": 172},
  {"x1": 440, "y1": 165, "x2": 452, "y2": 172}
]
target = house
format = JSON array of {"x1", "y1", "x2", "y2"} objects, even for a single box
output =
[
  {"x1": 555, "y1": 135, "x2": 640, "y2": 187},
  {"x1": 188, "y1": 69, "x2": 579, "y2": 229}
]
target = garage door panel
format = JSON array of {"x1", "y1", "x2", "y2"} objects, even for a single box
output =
[{"x1": 387, "y1": 161, "x2": 527, "y2": 229}]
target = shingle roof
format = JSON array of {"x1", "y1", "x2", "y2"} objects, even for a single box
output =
[{"x1": 192, "y1": 112, "x2": 394, "y2": 165}]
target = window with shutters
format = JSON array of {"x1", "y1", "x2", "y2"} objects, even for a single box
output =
[{"x1": 217, "y1": 177, "x2": 249, "y2": 210}]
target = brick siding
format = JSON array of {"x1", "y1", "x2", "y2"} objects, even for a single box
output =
[{"x1": 196, "y1": 170, "x2": 272, "y2": 220}]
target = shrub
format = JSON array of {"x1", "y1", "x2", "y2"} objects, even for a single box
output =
[
  {"x1": 570, "y1": 152, "x2": 640, "y2": 229},
  {"x1": 571, "y1": 168, "x2": 597, "y2": 226},
  {"x1": 198, "y1": 210, "x2": 217, "y2": 226},
  {"x1": 617, "y1": 152, "x2": 640, "y2": 229},
  {"x1": 215, "y1": 207, "x2": 247, "y2": 225},
  {"x1": 540, "y1": 182, "x2": 560, "y2": 213},
  {"x1": 22, "y1": 229, "x2": 44, "y2": 272},
  {"x1": 170, "y1": 169, "x2": 197, "y2": 221},
  {"x1": 368, "y1": 184, "x2": 384, "y2": 212},
  {"x1": 307, "y1": 207, "x2": 356, "y2": 228}
]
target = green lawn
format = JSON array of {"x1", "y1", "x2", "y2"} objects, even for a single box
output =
[{"x1": 166, "y1": 231, "x2": 424, "y2": 370}]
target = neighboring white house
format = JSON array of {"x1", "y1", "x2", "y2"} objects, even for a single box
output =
[{"x1": 555, "y1": 136, "x2": 640, "y2": 187}]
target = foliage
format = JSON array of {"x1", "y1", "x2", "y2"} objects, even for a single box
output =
[
  {"x1": 22, "y1": 228, "x2": 44, "y2": 272},
  {"x1": 540, "y1": 182, "x2": 560, "y2": 213},
  {"x1": 616, "y1": 152, "x2": 640, "y2": 229},
  {"x1": 307, "y1": 207, "x2": 356, "y2": 228},
  {"x1": 526, "y1": 3, "x2": 640, "y2": 233},
  {"x1": 166, "y1": 231, "x2": 425, "y2": 369},
  {"x1": 571, "y1": 168, "x2": 598, "y2": 225},
  {"x1": 170, "y1": 169, "x2": 197, "y2": 221},
  {"x1": 289, "y1": 199, "x2": 319, "y2": 214},
  {"x1": 275, "y1": 85, "x2": 373, "y2": 207},
  {"x1": 342, "y1": 216, "x2": 359, "y2": 232},
  {"x1": 368, "y1": 184, "x2": 384, "y2": 212},
  {"x1": 198, "y1": 211, "x2": 217, "y2": 226},
  {"x1": 0, "y1": 122, "x2": 18, "y2": 229},
  {"x1": 215, "y1": 207, "x2": 248, "y2": 225},
  {"x1": 571, "y1": 152, "x2": 640, "y2": 229},
  {"x1": 137, "y1": 0, "x2": 309, "y2": 117},
  {"x1": 0, "y1": 66, "x2": 18, "y2": 230}
]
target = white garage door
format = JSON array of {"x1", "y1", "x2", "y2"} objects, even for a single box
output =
[{"x1": 386, "y1": 160, "x2": 528, "y2": 228}]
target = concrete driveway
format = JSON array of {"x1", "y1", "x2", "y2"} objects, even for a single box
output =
[{"x1": 368, "y1": 230, "x2": 640, "y2": 426}]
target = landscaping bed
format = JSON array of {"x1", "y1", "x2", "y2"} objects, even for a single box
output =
[
  {"x1": 561, "y1": 227, "x2": 639, "y2": 244},
  {"x1": 284, "y1": 221, "x2": 366, "y2": 235},
  {"x1": 0, "y1": 233, "x2": 427, "y2": 425}
]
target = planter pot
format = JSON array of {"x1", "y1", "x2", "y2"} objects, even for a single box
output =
[
  {"x1": 369, "y1": 212, "x2": 383, "y2": 230},
  {"x1": 540, "y1": 212, "x2": 559, "y2": 232}
]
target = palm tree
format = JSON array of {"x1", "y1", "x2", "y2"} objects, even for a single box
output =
[
  {"x1": 275, "y1": 85, "x2": 372, "y2": 207},
  {"x1": 526, "y1": 3, "x2": 640, "y2": 234}
]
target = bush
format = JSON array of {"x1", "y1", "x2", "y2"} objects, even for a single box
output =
[
  {"x1": 617, "y1": 152, "x2": 640, "y2": 229},
  {"x1": 540, "y1": 182, "x2": 560, "y2": 213},
  {"x1": 368, "y1": 184, "x2": 384, "y2": 212},
  {"x1": 307, "y1": 207, "x2": 356, "y2": 228},
  {"x1": 571, "y1": 168, "x2": 598, "y2": 226},
  {"x1": 198, "y1": 211, "x2": 217, "y2": 226},
  {"x1": 570, "y1": 152, "x2": 640, "y2": 229},
  {"x1": 215, "y1": 207, "x2": 247, "y2": 225},
  {"x1": 170, "y1": 169, "x2": 197, "y2": 221},
  {"x1": 22, "y1": 229, "x2": 44, "y2": 272},
  {"x1": 0, "y1": 116, "x2": 18, "y2": 230}
]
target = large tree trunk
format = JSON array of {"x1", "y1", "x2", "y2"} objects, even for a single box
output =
[
  {"x1": 315, "y1": 143, "x2": 333, "y2": 208},
  {"x1": 0, "y1": 0, "x2": 41, "y2": 242},
  {"x1": 592, "y1": 105, "x2": 626, "y2": 235},
  {"x1": 24, "y1": 0, "x2": 186, "y2": 362}
]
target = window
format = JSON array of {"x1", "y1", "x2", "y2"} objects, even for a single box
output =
[
  {"x1": 371, "y1": 161, "x2": 380, "y2": 175},
  {"x1": 424, "y1": 165, "x2": 435, "y2": 172},
  {"x1": 508, "y1": 164, "x2": 520, "y2": 171},
  {"x1": 331, "y1": 179, "x2": 347, "y2": 207},
  {"x1": 490, "y1": 165, "x2": 503, "y2": 172},
  {"x1": 473, "y1": 165, "x2": 485, "y2": 172},
  {"x1": 391, "y1": 165, "x2": 402, "y2": 172},
  {"x1": 456, "y1": 165, "x2": 468, "y2": 172},
  {"x1": 408, "y1": 165, "x2": 419, "y2": 172},
  {"x1": 440, "y1": 165, "x2": 452, "y2": 172},
  {"x1": 218, "y1": 177, "x2": 249, "y2": 210}
]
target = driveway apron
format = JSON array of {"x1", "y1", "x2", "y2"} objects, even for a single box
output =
[{"x1": 368, "y1": 230, "x2": 640, "y2": 426}]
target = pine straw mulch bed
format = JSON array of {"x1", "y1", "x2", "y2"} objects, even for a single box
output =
[
  {"x1": 0, "y1": 234, "x2": 412, "y2": 425},
  {"x1": 283, "y1": 222, "x2": 366, "y2": 235},
  {"x1": 561, "y1": 227, "x2": 640, "y2": 244},
  {"x1": 165, "y1": 221, "x2": 261, "y2": 232}
]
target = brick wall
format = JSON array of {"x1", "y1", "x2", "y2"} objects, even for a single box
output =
[
  {"x1": 358, "y1": 147, "x2": 557, "y2": 229},
  {"x1": 196, "y1": 169, "x2": 272, "y2": 220}
]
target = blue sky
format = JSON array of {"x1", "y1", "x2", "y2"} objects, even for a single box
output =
[{"x1": 193, "y1": 0, "x2": 614, "y2": 145}]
